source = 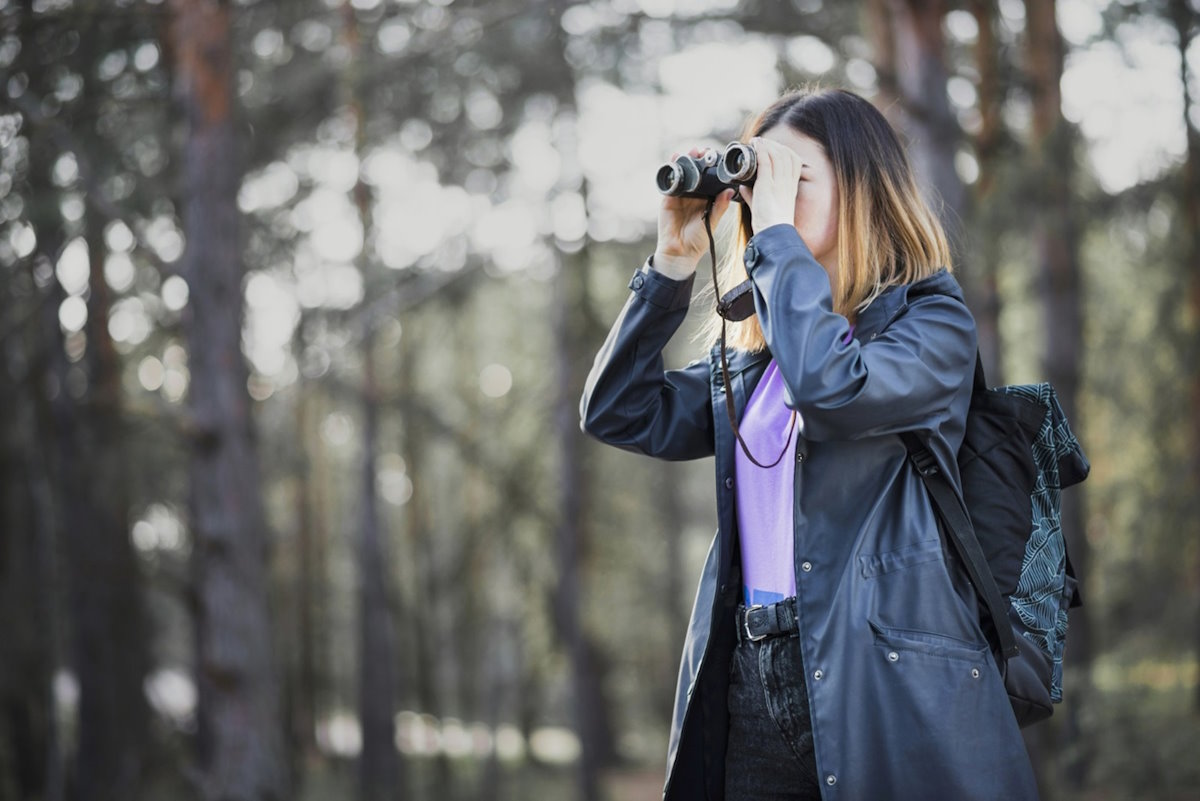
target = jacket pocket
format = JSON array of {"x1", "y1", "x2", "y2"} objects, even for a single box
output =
[
  {"x1": 860, "y1": 536, "x2": 986, "y2": 649},
  {"x1": 858, "y1": 538, "x2": 943, "y2": 578},
  {"x1": 869, "y1": 619, "x2": 989, "y2": 665}
]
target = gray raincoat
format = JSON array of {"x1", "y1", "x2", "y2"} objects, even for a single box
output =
[{"x1": 580, "y1": 224, "x2": 1039, "y2": 800}]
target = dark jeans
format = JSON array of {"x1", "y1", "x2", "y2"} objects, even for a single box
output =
[{"x1": 725, "y1": 632, "x2": 822, "y2": 800}]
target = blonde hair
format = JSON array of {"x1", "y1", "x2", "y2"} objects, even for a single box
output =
[{"x1": 698, "y1": 89, "x2": 952, "y2": 352}]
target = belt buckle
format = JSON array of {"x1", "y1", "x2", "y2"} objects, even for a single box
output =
[{"x1": 741, "y1": 604, "x2": 767, "y2": 642}]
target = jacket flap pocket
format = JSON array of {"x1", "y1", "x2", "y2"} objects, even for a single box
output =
[
  {"x1": 869, "y1": 620, "x2": 990, "y2": 663},
  {"x1": 859, "y1": 538, "x2": 943, "y2": 578}
]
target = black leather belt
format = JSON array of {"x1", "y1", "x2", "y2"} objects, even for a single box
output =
[{"x1": 736, "y1": 597, "x2": 799, "y2": 643}]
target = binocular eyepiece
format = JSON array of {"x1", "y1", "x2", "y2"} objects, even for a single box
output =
[{"x1": 656, "y1": 142, "x2": 757, "y2": 198}]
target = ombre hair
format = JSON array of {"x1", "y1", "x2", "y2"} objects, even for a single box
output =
[{"x1": 699, "y1": 88, "x2": 952, "y2": 352}]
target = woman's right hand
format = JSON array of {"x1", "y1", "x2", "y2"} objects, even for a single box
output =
[{"x1": 653, "y1": 147, "x2": 736, "y2": 280}]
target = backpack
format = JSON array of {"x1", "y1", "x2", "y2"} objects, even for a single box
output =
[{"x1": 902, "y1": 355, "x2": 1090, "y2": 728}]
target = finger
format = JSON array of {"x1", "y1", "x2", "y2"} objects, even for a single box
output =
[
  {"x1": 751, "y1": 135, "x2": 774, "y2": 156},
  {"x1": 712, "y1": 187, "x2": 734, "y2": 212},
  {"x1": 750, "y1": 136, "x2": 765, "y2": 163},
  {"x1": 752, "y1": 136, "x2": 776, "y2": 178},
  {"x1": 756, "y1": 137, "x2": 801, "y2": 179},
  {"x1": 739, "y1": 183, "x2": 754, "y2": 208}
]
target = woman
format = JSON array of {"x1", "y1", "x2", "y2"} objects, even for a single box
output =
[{"x1": 580, "y1": 89, "x2": 1038, "y2": 800}]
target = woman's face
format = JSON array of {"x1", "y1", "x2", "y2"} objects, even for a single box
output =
[{"x1": 760, "y1": 126, "x2": 840, "y2": 277}]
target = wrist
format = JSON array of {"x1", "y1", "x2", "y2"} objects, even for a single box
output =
[
  {"x1": 752, "y1": 218, "x2": 794, "y2": 235},
  {"x1": 651, "y1": 249, "x2": 701, "y2": 280}
]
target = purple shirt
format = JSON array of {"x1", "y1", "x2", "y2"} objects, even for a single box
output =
[
  {"x1": 737, "y1": 328, "x2": 854, "y2": 606},
  {"x1": 735, "y1": 360, "x2": 800, "y2": 606}
]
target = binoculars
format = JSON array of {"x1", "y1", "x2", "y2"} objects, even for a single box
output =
[{"x1": 656, "y1": 141, "x2": 757, "y2": 198}]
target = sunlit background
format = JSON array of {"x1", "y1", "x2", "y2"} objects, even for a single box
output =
[{"x1": 1, "y1": 0, "x2": 1198, "y2": 800}]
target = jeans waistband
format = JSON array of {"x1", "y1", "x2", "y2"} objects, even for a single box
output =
[{"x1": 736, "y1": 597, "x2": 799, "y2": 644}]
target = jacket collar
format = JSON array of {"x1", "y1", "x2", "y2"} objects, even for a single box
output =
[
  {"x1": 706, "y1": 267, "x2": 962, "y2": 370},
  {"x1": 853, "y1": 267, "x2": 961, "y2": 341},
  {"x1": 707, "y1": 343, "x2": 771, "y2": 375}
]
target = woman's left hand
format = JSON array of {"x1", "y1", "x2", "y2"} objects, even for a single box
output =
[{"x1": 739, "y1": 136, "x2": 805, "y2": 232}]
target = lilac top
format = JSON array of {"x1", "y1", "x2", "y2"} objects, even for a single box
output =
[
  {"x1": 735, "y1": 360, "x2": 800, "y2": 606},
  {"x1": 737, "y1": 328, "x2": 854, "y2": 606}
]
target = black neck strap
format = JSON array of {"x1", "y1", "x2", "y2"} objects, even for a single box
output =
[{"x1": 704, "y1": 198, "x2": 795, "y2": 470}]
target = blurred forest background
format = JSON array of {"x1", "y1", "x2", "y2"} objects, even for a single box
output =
[{"x1": 1, "y1": 0, "x2": 1198, "y2": 800}]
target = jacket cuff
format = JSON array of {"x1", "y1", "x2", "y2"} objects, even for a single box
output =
[
  {"x1": 629, "y1": 256, "x2": 696, "y2": 311},
  {"x1": 743, "y1": 224, "x2": 809, "y2": 274}
]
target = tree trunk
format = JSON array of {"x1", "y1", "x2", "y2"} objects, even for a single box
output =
[
  {"x1": 169, "y1": 1, "x2": 288, "y2": 798},
  {"x1": 3, "y1": 6, "x2": 71, "y2": 798},
  {"x1": 0, "y1": 286, "x2": 55, "y2": 801},
  {"x1": 57, "y1": 204, "x2": 151, "y2": 801},
  {"x1": 292, "y1": 373, "x2": 320, "y2": 763},
  {"x1": 16, "y1": 385, "x2": 63, "y2": 801},
  {"x1": 397, "y1": 332, "x2": 455, "y2": 797},
  {"x1": 872, "y1": 0, "x2": 987, "y2": 355},
  {"x1": 340, "y1": 4, "x2": 403, "y2": 798},
  {"x1": 1023, "y1": 0, "x2": 1091, "y2": 790},
  {"x1": 866, "y1": 0, "x2": 899, "y2": 113},
  {"x1": 1024, "y1": 0, "x2": 1088, "y2": 655},
  {"x1": 33, "y1": 271, "x2": 69, "y2": 801},
  {"x1": 292, "y1": 346, "x2": 335, "y2": 768},
  {"x1": 548, "y1": 1, "x2": 614, "y2": 795},
  {"x1": 5, "y1": 67, "x2": 65, "y2": 798},
  {"x1": 356, "y1": 326, "x2": 402, "y2": 801},
  {"x1": 24, "y1": 45, "x2": 76, "y2": 798},
  {"x1": 884, "y1": 0, "x2": 968, "y2": 245},
  {"x1": 476, "y1": 616, "x2": 519, "y2": 801},
  {"x1": 12, "y1": 9, "x2": 154, "y2": 797},
  {"x1": 967, "y1": 0, "x2": 1004, "y2": 382},
  {"x1": 552, "y1": 246, "x2": 601, "y2": 801},
  {"x1": 1167, "y1": 0, "x2": 1200, "y2": 715}
]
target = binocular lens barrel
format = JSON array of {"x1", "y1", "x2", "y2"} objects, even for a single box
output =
[
  {"x1": 656, "y1": 152, "x2": 714, "y2": 196},
  {"x1": 655, "y1": 142, "x2": 757, "y2": 198},
  {"x1": 656, "y1": 161, "x2": 689, "y2": 195},
  {"x1": 718, "y1": 143, "x2": 756, "y2": 183}
]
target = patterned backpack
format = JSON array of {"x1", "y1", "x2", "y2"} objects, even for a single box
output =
[{"x1": 903, "y1": 357, "x2": 1090, "y2": 727}]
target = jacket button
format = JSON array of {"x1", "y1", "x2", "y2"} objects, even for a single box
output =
[
  {"x1": 813, "y1": 669, "x2": 823, "y2": 681},
  {"x1": 796, "y1": 451, "x2": 805, "y2": 463},
  {"x1": 887, "y1": 651, "x2": 899, "y2": 662},
  {"x1": 825, "y1": 775, "x2": 837, "y2": 786},
  {"x1": 724, "y1": 476, "x2": 734, "y2": 489},
  {"x1": 744, "y1": 243, "x2": 757, "y2": 265},
  {"x1": 632, "y1": 273, "x2": 645, "y2": 289},
  {"x1": 801, "y1": 561, "x2": 812, "y2": 573},
  {"x1": 971, "y1": 667, "x2": 981, "y2": 679}
]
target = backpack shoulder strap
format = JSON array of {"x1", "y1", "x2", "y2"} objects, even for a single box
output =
[{"x1": 901, "y1": 430, "x2": 1020, "y2": 662}]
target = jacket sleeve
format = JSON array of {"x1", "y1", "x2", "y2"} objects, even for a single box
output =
[
  {"x1": 579, "y1": 261, "x2": 715, "y2": 461},
  {"x1": 744, "y1": 224, "x2": 975, "y2": 443}
]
